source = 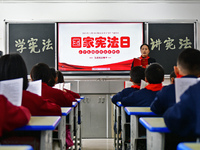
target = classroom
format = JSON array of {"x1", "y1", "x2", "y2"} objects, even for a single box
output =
[{"x1": 1, "y1": 0, "x2": 200, "y2": 150}]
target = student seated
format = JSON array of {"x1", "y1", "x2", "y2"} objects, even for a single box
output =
[
  {"x1": 164, "y1": 80, "x2": 200, "y2": 135},
  {"x1": 162, "y1": 49, "x2": 200, "y2": 149},
  {"x1": 0, "y1": 54, "x2": 62, "y2": 116},
  {"x1": 112, "y1": 66, "x2": 145, "y2": 105},
  {"x1": 151, "y1": 48, "x2": 200, "y2": 115},
  {"x1": 120, "y1": 63, "x2": 163, "y2": 148},
  {"x1": 0, "y1": 95, "x2": 30, "y2": 137},
  {"x1": 30, "y1": 63, "x2": 74, "y2": 107},
  {"x1": 121, "y1": 63, "x2": 164, "y2": 107},
  {"x1": 56, "y1": 70, "x2": 80, "y2": 99},
  {"x1": 163, "y1": 81, "x2": 199, "y2": 150},
  {"x1": 111, "y1": 66, "x2": 145, "y2": 142}
]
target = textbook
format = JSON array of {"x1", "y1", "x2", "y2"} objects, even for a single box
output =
[
  {"x1": 53, "y1": 83, "x2": 64, "y2": 90},
  {"x1": 0, "y1": 78, "x2": 23, "y2": 106},
  {"x1": 124, "y1": 81, "x2": 133, "y2": 88},
  {"x1": 27, "y1": 80, "x2": 42, "y2": 96},
  {"x1": 140, "y1": 80, "x2": 148, "y2": 89},
  {"x1": 53, "y1": 82, "x2": 71, "y2": 90},
  {"x1": 133, "y1": 58, "x2": 148, "y2": 68},
  {"x1": 64, "y1": 83, "x2": 71, "y2": 90},
  {"x1": 175, "y1": 78, "x2": 200, "y2": 103}
]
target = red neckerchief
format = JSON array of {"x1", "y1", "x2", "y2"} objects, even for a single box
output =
[
  {"x1": 176, "y1": 74, "x2": 183, "y2": 78},
  {"x1": 131, "y1": 85, "x2": 140, "y2": 89},
  {"x1": 139, "y1": 55, "x2": 150, "y2": 59},
  {"x1": 145, "y1": 83, "x2": 163, "y2": 91}
]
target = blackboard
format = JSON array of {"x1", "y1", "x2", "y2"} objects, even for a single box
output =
[
  {"x1": 8, "y1": 23, "x2": 55, "y2": 74},
  {"x1": 148, "y1": 23, "x2": 195, "y2": 74}
]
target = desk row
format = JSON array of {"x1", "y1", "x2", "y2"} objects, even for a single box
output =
[
  {"x1": 0, "y1": 97, "x2": 84, "y2": 150},
  {"x1": 114, "y1": 103, "x2": 200, "y2": 150}
]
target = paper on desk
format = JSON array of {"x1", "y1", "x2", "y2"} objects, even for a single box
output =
[
  {"x1": 175, "y1": 78, "x2": 199, "y2": 103},
  {"x1": 140, "y1": 80, "x2": 148, "y2": 89},
  {"x1": 27, "y1": 80, "x2": 42, "y2": 96},
  {"x1": 0, "y1": 78, "x2": 23, "y2": 106}
]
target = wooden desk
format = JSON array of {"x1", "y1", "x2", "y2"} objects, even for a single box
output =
[
  {"x1": 59, "y1": 107, "x2": 72, "y2": 150},
  {"x1": 177, "y1": 142, "x2": 200, "y2": 150},
  {"x1": 139, "y1": 117, "x2": 170, "y2": 150},
  {"x1": 0, "y1": 145, "x2": 33, "y2": 150},
  {"x1": 113, "y1": 102, "x2": 122, "y2": 150},
  {"x1": 112, "y1": 102, "x2": 126, "y2": 150},
  {"x1": 16, "y1": 116, "x2": 61, "y2": 150},
  {"x1": 71, "y1": 102, "x2": 78, "y2": 150},
  {"x1": 120, "y1": 103, "x2": 127, "y2": 150},
  {"x1": 76, "y1": 97, "x2": 84, "y2": 150},
  {"x1": 124, "y1": 107, "x2": 156, "y2": 150}
]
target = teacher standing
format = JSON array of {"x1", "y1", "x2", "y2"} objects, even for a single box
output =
[{"x1": 131, "y1": 44, "x2": 156, "y2": 68}]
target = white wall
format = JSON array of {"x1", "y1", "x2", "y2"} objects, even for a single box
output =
[
  {"x1": 1, "y1": 1, "x2": 198, "y2": 83},
  {"x1": 1, "y1": 2, "x2": 200, "y2": 54}
]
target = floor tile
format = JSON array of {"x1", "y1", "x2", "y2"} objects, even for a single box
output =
[{"x1": 82, "y1": 139, "x2": 115, "y2": 150}]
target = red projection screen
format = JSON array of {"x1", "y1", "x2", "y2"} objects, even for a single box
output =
[{"x1": 58, "y1": 22, "x2": 144, "y2": 75}]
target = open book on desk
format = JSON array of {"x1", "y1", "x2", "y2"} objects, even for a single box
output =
[
  {"x1": 0, "y1": 78, "x2": 23, "y2": 106},
  {"x1": 27, "y1": 80, "x2": 42, "y2": 96},
  {"x1": 175, "y1": 78, "x2": 200, "y2": 103}
]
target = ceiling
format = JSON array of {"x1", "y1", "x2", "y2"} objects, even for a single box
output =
[{"x1": 1, "y1": 0, "x2": 200, "y2": 3}]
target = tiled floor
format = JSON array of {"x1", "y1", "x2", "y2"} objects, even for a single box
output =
[{"x1": 82, "y1": 139, "x2": 115, "y2": 150}]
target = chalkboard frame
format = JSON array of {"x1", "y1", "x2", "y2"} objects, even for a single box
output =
[
  {"x1": 5, "y1": 20, "x2": 198, "y2": 77},
  {"x1": 145, "y1": 20, "x2": 198, "y2": 75},
  {"x1": 5, "y1": 22, "x2": 57, "y2": 74}
]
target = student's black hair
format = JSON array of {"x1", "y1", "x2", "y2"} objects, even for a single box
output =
[
  {"x1": 177, "y1": 48, "x2": 200, "y2": 76},
  {"x1": 145, "y1": 63, "x2": 164, "y2": 84},
  {"x1": 140, "y1": 43, "x2": 150, "y2": 50},
  {"x1": 56, "y1": 71, "x2": 64, "y2": 83},
  {"x1": 48, "y1": 68, "x2": 57, "y2": 87},
  {"x1": 130, "y1": 66, "x2": 145, "y2": 84},
  {"x1": 30, "y1": 63, "x2": 51, "y2": 84},
  {"x1": 170, "y1": 71, "x2": 176, "y2": 84},
  {"x1": 0, "y1": 53, "x2": 28, "y2": 90}
]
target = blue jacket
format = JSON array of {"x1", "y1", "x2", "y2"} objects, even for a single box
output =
[
  {"x1": 112, "y1": 87, "x2": 139, "y2": 104},
  {"x1": 151, "y1": 75, "x2": 197, "y2": 115},
  {"x1": 164, "y1": 80, "x2": 200, "y2": 137},
  {"x1": 150, "y1": 84, "x2": 175, "y2": 115},
  {"x1": 121, "y1": 88, "x2": 158, "y2": 107}
]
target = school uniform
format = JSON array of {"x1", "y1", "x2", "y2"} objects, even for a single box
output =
[
  {"x1": 121, "y1": 83, "x2": 162, "y2": 141},
  {"x1": 112, "y1": 85, "x2": 140, "y2": 104},
  {"x1": 22, "y1": 90, "x2": 62, "y2": 116},
  {"x1": 164, "y1": 81, "x2": 200, "y2": 137},
  {"x1": 64, "y1": 88, "x2": 80, "y2": 99},
  {"x1": 41, "y1": 84, "x2": 74, "y2": 148},
  {"x1": 121, "y1": 83, "x2": 162, "y2": 106},
  {"x1": 41, "y1": 83, "x2": 73, "y2": 107},
  {"x1": 150, "y1": 84, "x2": 175, "y2": 115},
  {"x1": 0, "y1": 95, "x2": 30, "y2": 136},
  {"x1": 150, "y1": 75, "x2": 197, "y2": 115}
]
